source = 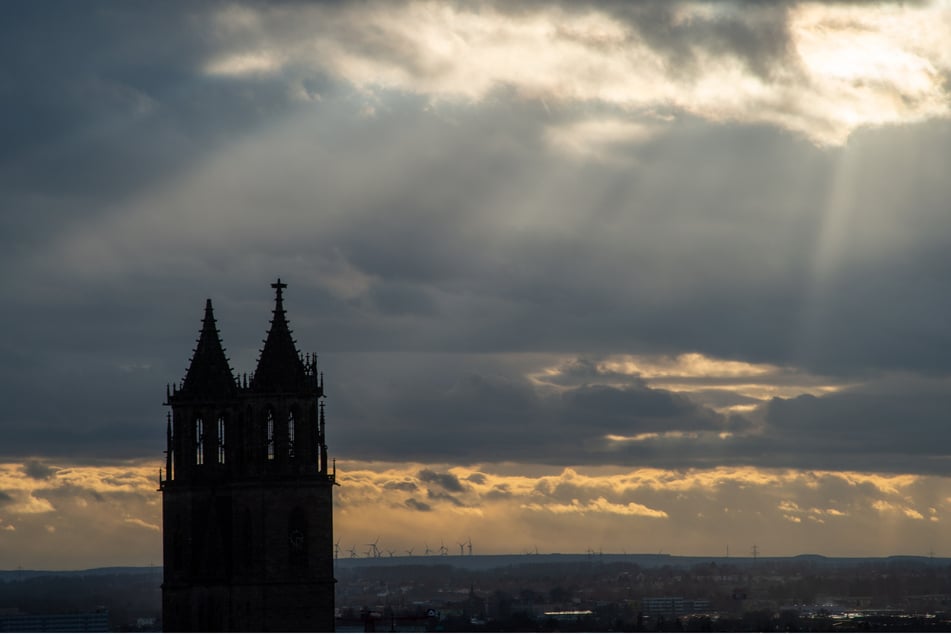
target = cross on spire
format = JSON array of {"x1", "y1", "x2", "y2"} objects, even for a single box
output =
[
  {"x1": 271, "y1": 278, "x2": 287, "y2": 301},
  {"x1": 252, "y1": 279, "x2": 307, "y2": 392}
]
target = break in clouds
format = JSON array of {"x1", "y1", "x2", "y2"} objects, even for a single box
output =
[
  {"x1": 2, "y1": 459, "x2": 951, "y2": 568},
  {"x1": 2, "y1": 1, "x2": 951, "y2": 562}
]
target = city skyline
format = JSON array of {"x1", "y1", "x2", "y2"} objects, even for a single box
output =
[{"x1": 3, "y1": 1, "x2": 951, "y2": 569}]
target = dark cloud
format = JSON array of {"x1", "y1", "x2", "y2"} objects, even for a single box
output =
[
  {"x1": 418, "y1": 470, "x2": 466, "y2": 493},
  {"x1": 383, "y1": 480, "x2": 418, "y2": 492},
  {"x1": 485, "y1": 486, "x2": 513, "y2": 500},
  {"x1": 757, "y1": 378, "x2": 951, "y2": 469},
  {"x1": 681, "y1": 389, "x2": 763, "y2": 411},
  {"x1": 0, "y1": 1, "x2": 338, "y2": 278},
  {"x1": 538, "y1": 358, "x2": 649, "y2": 388},
  {"x1": 327, "y1": 354, "x2": 740, "y2": 467},
  {"x1": 563, "y1": 384, "x2": 714, "y2": 424},
  {"x1": 591, "y1": 2, "x2": 793, "y2": 80},
  {"x1": 1, "y1": 1, "x2": 950, "y2": 481},
  {"x1": 322, "y1": 348, "x2": 951, "y2": 475},
  {"x1": 5, "y1": 106, "x2": 951, "y2": 474},
  {"x1": 20, "y1": 461, "x2": 57, "y2": 480},
  {"x1": 0, "y1": 491, "x2": 13, "y2": 505},
  {"x1": 34, "y1": 484, "x2": 106, "y2": 504},
  {"x1": 404, "y1": 498, "x2": 431, "y2": 512},
  {"x1": 426, "y1": 489, "x2": 466, "y2": 508}
]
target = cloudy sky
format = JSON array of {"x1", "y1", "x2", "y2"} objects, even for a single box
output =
[{"x1": 3, "y1": 0, "x2": 951, "y2": 568}]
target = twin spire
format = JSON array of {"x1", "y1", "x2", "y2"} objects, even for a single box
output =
[
  {"x1": 249, "y1": 279, "x2": 309, "y2": 392},
  {"x1": 179, "y1": 279, "x2": 309, "y2": 397},
  {"x1": 179, "y1": 299, "x2": 237, "y2": 399}
]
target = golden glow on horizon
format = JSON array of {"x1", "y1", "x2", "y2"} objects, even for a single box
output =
[
  {"x1": 0, "y1": 460, "x2": 949, "y2": 567},
  {"x1": 328, "y1": 462, "x2": 950, "y2": 559},
  {"x1": 521, "y1": 496, "x2": 669, "y2": 519},
  {"x1": 0, "y1": 461, "x2": 161, "y2": 568}
]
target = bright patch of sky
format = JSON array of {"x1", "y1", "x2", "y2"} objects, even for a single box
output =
[
  {"x1": 5, "y1": 460, "x2": 949, "y2": 567},
  {"x1": 205, "y1": 1, "x2": 951, "y2": 145}
]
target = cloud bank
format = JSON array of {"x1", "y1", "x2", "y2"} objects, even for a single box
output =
[{"x1": 2, "y1": 1, "x2": 951, "y2": 563}]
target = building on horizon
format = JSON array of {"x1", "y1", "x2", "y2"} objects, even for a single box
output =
[{"x1": 160, "y1": 280, "x2": 335, "y2": 632}]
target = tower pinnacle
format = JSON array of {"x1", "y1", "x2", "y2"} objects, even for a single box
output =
[
  {"x1": 250, "y1": 279, "x2": 308, "y2": 392},
  {"x1": 178, "y1": 299, "x2": 236, "y2": 399}
]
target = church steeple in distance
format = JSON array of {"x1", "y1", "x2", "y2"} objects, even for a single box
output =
[{"x1": 161, "y1": 280, "x2": 335, "y2": 632}]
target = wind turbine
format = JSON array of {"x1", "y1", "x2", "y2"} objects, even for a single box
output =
[
  {"x1": 348, "y1": 545, "x2": 358, "y2": 559},
  {"x1": 424, "y1": 543, "x2": 433, "y2": 556},
  {"x1": 333, "y1": 539, "x2": 341, "y2": 560},
  {"x1": 466, "y1": 537, "x2": 473, "y2": 556},
  {"x1": 439, "y1": 540, "x2": 449, "y2": 556},
  {"x1": 365, "y1": 537, "x2": 382, "y2": 558},
  {"x1": 458, "y1": 541, "x2": 466, "y2": 557},
  {"x1": 405, "y1": 548, "x2": 415, "y2": 557}
]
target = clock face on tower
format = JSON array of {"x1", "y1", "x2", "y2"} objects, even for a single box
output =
[{"x1": 289, "y1": 528, "x2": 305, "y2": 551}]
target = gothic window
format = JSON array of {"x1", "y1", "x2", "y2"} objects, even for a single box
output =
[
  {"x1": 288, "y1": 411, "x2": 296, "y2": 459},
  {"x1": 266, "y1": 409, "x2": 275, "y2": 461},
  {"x1": 195, "y1": 417, "x2": 204, "y2": 465},
  {"x1": 217, "y1": 416, "x2": 226, "y2": 465}
]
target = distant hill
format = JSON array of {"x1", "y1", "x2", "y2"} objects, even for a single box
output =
[
  {"x1": 0, "y1": 566, "x2": 159, "y2": 582},
  {"x1": 333, "y1": 552, "x2": 951, "y2": 571},
  {"x1": 2, "y1": 553, "x2": 948, "y2": 578}
]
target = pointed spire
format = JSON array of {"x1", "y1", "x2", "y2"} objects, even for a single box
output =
[
  {"x1": 178, "y1": 299, "x2": 237, "y2": 399},
  {"x1": 250, "y1": 279, "x2": 308, "y2": 392}
]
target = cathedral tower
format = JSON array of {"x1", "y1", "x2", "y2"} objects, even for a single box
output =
[{"x1": 161, "y1": 280, "x2": 335, "y2": 632}]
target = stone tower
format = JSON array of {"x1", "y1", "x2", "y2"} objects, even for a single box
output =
[{"x1": 160, "y1": 280, "x2": 335, "y2": 632}]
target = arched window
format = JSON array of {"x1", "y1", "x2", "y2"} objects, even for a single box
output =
[
  {"x1": 195, "y1": 417, "x2": 204, "y2": 465},
  {"x1": 288, "y1": 411, "x2": 296, "y2": 459},
  {"x1": 266, "y1": 409, "x2": 275, "y2": 461},
  {"x1": 217, "y1": 416, "x2": 226, "y2": 465}
]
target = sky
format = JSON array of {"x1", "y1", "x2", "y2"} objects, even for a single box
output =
[{"x1": 2, "y1": 0, "x2": 951, "y2": 569}]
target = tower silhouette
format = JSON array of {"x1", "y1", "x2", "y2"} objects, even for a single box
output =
[{"x1": 160, "y1": 280, "x2": 335, "y2": 632}]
